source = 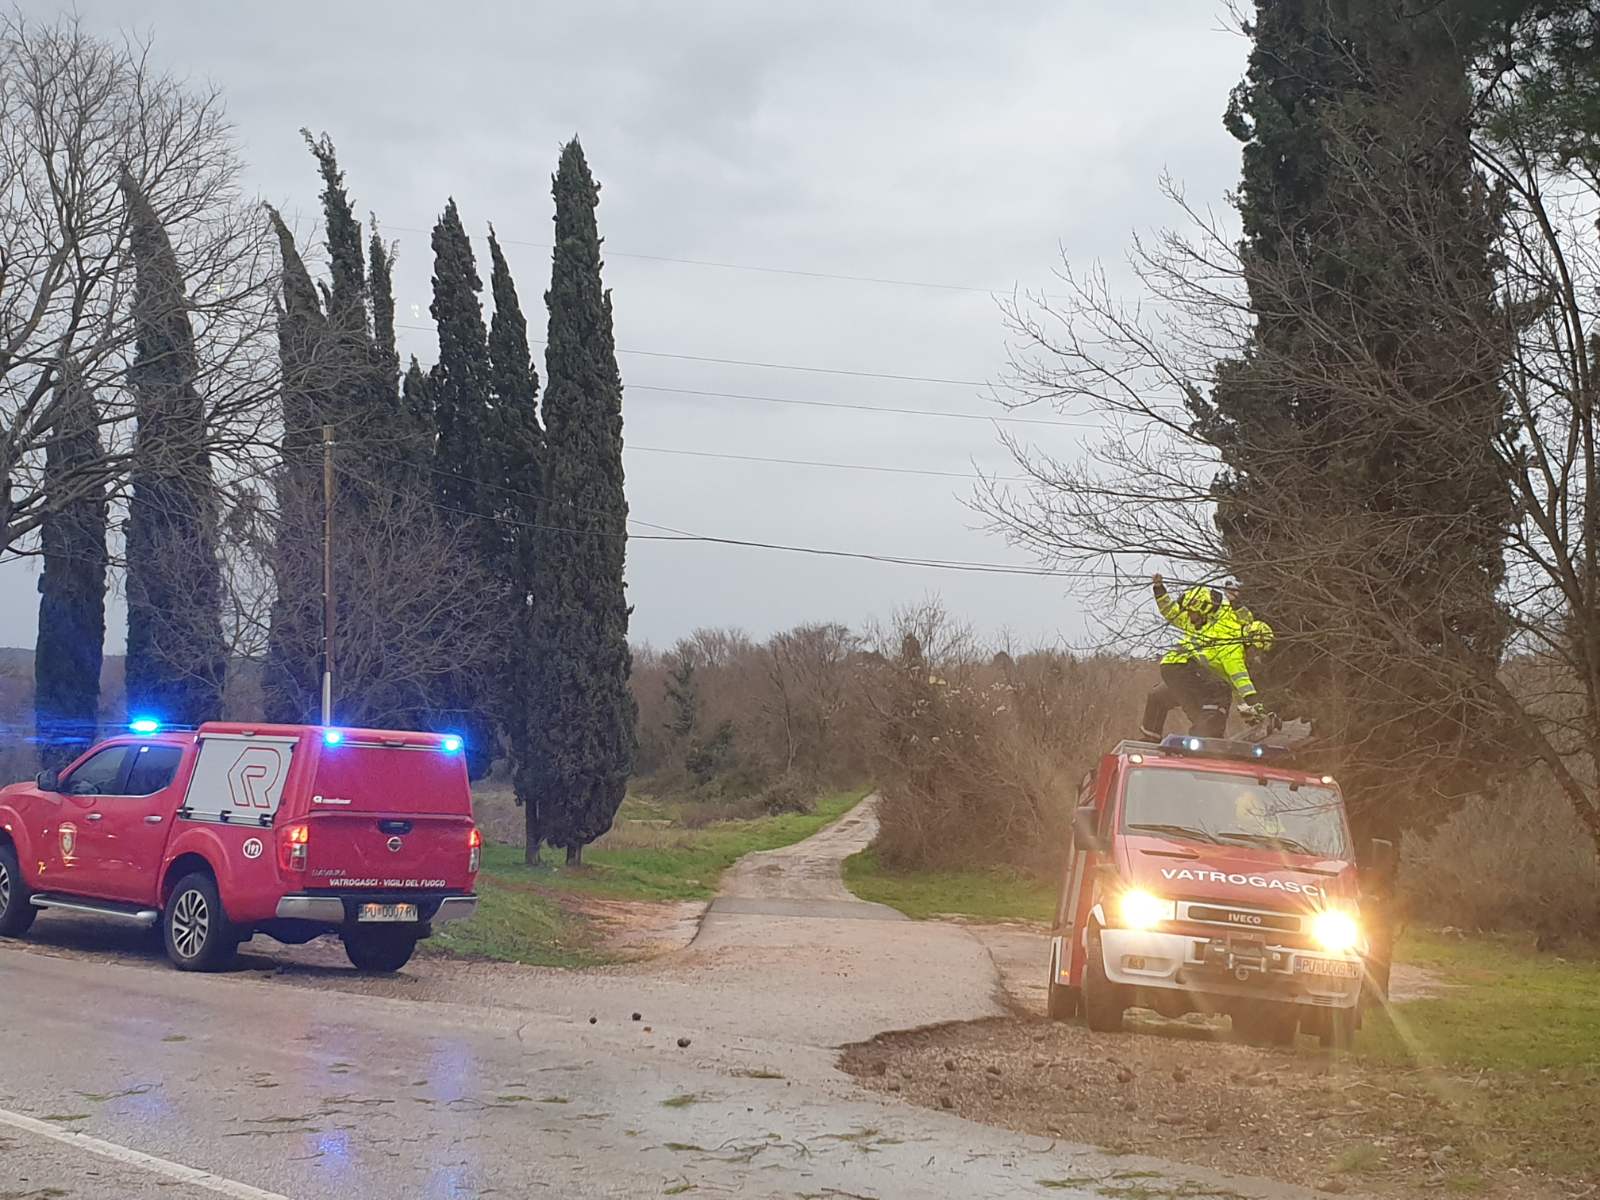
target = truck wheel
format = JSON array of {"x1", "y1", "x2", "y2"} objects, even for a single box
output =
[
  {"x1": 1233, "y1": 1001, "x2": 1298, "y2": 1047},
  {"x1": 1318, "y1": 1007, "x2": 1355, "y2": 1051},
  {"x1": 164, "y1": 873, "x2": 237, "y2": 972},
  {"x1": 0, "y1": 844, "x2": 37, "y2": 938},
  {"x1": 1046, "y1": 941, "x2": 1081, "y2": 1021},
  {"x1": 342, "y1": 928, "x2": 418, "y2": 973},
  {"x1": 1081, "y1": 925, "x2": 1127, "y2": 1033}
]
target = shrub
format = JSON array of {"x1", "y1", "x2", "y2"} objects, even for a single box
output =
[
  {"x1": 1402, "y1": 771, "x2": 1597, "y2": 934},
  {"x1": 862, "y1": 603, "x2": 1152, "y2": 874},
  {"x1": 757, "y1": 772, "x2": 815, "y2": 815}
]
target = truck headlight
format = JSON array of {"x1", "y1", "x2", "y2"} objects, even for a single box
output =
[
  {"x1": 1310, "y1": 909, "x2": 1360, "y2": 953},
  {"x1": 1118, "y1": 889, "x2": 1176, "y2": 930}
]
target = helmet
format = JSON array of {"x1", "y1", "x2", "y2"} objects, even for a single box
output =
[
  {"x1": 1244, "y1": 619, "x2": 1275, "y2": 652},
  {"x1": 1181, "y1": 585, "x2": 1220, "y2": 623}
]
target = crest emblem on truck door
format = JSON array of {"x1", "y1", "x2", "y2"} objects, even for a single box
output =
[{"x1": 59, "y1": 822, "x2": 76, "y2": 862}]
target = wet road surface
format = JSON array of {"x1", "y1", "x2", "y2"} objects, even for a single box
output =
[{"x1": 0, "y1": 798, "x2": 1315, "y2": 1199}]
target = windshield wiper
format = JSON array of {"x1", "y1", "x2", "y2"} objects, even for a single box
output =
[
  {"x1": 1126, "y1": 822, "x2": 1222, "y2": 844},
  {"x1": 1215, "y1": 830, "x2": 1319, "y2": 856}
]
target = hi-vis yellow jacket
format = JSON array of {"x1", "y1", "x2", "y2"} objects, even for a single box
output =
[{"x1": 1153, "y1": 582, "x2": 1263, "y2": 701}]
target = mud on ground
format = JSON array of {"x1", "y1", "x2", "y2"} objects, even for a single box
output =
[{"x1": 840, "y1": 1012, "x2": 1576, "y2": 1200}]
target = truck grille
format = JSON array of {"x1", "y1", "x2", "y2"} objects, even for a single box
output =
[{"x1": 1182, "y1": 903, "x2": 1302, "y2": 934}]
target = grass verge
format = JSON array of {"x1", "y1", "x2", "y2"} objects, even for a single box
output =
[
  {"x1": 434, "y1": 789, "x2": 867, "y2": 965},
  {"x1": 1348, "y1": 931, "x2": 1600, "y2": 1187},
  {"x1": 841, "y1": 848, "x2": 1055, "y2": 923}
]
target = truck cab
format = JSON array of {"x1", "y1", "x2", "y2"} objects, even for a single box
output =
[
  {"x1": 1047, "y1": 734, "x2": 1391, "y2": 1048},
  {"x1": 0, "y1": 721, "x2": 480, "y2": 973}
]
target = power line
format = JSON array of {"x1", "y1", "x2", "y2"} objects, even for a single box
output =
[
  {"x1": 393, "y1": 323, "x2": 984, "y2": 387},
  {"x1": 626, "y1": 443, "x2": 1028, "y2": 482},
  {"x1": 386, "y1": 224, "x2": 1014, "y2": 296},
  {"x1": 626, "y1": 382, "x2": 1098, "y2": 429},
  {"x1": 357, "y1": 456, "x2": 1106, "y2": 580}
]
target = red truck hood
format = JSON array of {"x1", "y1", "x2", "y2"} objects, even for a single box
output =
[{"x1": 1119, "y1": 833, "x2": 1358, "y2": 910}]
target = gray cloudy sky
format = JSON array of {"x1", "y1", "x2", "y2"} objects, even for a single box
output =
[{"x1": 10, "y1": 0, "x2": 1247, "y2": 652}]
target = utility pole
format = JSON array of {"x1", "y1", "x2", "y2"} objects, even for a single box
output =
[{"x1": 321, "y1": 425, "x2": 336, "y2": 726}]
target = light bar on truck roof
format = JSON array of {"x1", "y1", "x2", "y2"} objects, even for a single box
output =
[
  {"x1": 1157, "y1": 734, "x2": 1293, "y2": 764},
  {"x1": 128, "y1": 717, "x2": 161, "y2": 734}
]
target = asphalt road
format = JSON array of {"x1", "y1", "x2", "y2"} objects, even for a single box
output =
[{"x1": 0, "y1": 799, "x2": 1313, "y2": 1200}]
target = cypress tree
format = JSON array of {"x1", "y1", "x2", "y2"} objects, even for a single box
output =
[
  {"x1": 400, "y1": 356, "x2": 437, "y2": 474},
  {"x1": 120, "y1": 171, "x2": 226, "y2": 725},
  {"x1": 263, "y1": 207, "x2": 331, "y2": 724},
  {"x1": 1196, "y1": 1, "x2": 1511, "y2": 835},
  {"x1": 427, "y1": 200, "x2": 498, "y2": 777},
  {"x1": 369, "y1": 225, "x2": 398, "y2": 377},
  {"x1": 304, "y1": 131, "x2": 367, "y2": 352},
  {"x1": 527, "y1": 138, "x2": 636, "y2": 865},
  {"x1": 485, "y1": 228, "x2": 546, "y2": 841},
  {"x1": 34, "y1": 362, "x2": 107, "y2": 768}
]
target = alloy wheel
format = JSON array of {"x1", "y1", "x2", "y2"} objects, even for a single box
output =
[
  {"x1": 0, "y1": 860, "x2": 10, "y2": 912},
  {"x1": 171, "y1": 889, "x2": 210, "y2": 960}
]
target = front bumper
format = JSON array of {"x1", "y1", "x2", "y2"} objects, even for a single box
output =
[
  {"x1": 1100, "y1": 927, "x2": 1361, "y2": 1008},
  {"x1": 274, "y1": 894, "x2": 479, "y2": 925}
]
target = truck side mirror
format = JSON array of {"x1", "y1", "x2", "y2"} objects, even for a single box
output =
[
  {"x1": 1369, "y1": 838, "x2": 1395, "y2": 876},
  {"x1": 1072, "y1": 805, "x2": 1106, "y2": 854},
  {"x1": 35, "y1": 769, "x2": 60, "y2": 792},
  {"x1": 1364, "y1": 837, "x2": 1397, "y2": 887}
]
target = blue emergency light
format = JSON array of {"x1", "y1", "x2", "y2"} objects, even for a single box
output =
[
  {"x1": 1159, "y1": 733, "x2": 1291, "y2": 763},
  {"x1": 323, "y1": 729, "x2": 344, "y2": 746},
  {"x1": 440, "y1": 735, "x2": 464, "y2": 755},
  {"x1": 128, "y1": 717, "x2": 162, "y2": 735}
]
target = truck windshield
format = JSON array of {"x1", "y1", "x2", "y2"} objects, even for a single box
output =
[{"x1": 1121, "y1": 768, "x2": 1350, "y2": 860}]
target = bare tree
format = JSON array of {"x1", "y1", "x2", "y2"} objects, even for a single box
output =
[
  {"x1": 763, "y1": 623, "x2": 857, "y2": 782},
  {"x1": 194, "y1": 470, "x2": 504, "y2": 731},
  {"x1": 0, "y1": 11, "x2": 280, "y2": 566}
]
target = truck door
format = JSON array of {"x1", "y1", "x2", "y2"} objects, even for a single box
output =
[
  {"x1": 84, "y1": 742, "x2": 188, "y2": 905},
  {"x1": 47, "y1": 745, "x2": 133, "y2": 894},
  {"x1": 1059, "y1": 757, "x2": 1120, "y2": 988},
  {"x1": 1053, "y1": 768, "x2": 1099, "y2": 988}
]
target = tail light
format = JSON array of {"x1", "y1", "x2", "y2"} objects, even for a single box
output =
[
  {"x1": 279, "y1": 822, "x2": 310, "y2": 872},
  {"x1": 468, "y1": 827, "x2": 482, "y2": 873}
]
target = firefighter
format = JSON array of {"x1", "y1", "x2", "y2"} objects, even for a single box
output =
[
  {"x1": 1140, "y1": 577, "x2": 1275, "y2": 739},
  {"x1": 1140, "y1": 575, "x2": 1231, "y2": 739}
]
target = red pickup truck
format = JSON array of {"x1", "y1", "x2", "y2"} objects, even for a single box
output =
[
  {"x1": 1047, "y1": 734, "x2": 1394, "y2": 1048},
  {"x1": 0, "y1": 721, "x2": 480, "y2": 973}
]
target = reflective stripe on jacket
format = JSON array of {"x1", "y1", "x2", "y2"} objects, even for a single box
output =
[{"x1": 1192, "y1": 605, "x2": 1258, "y2": 701}]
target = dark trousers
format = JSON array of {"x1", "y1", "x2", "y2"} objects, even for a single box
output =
[{"x1": 1142, "y1": 660, "x2": 1230, "y2": 738}]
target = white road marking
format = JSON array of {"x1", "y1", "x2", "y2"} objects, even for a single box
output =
[{"x1": 0, "y1": 1106, "x2": 293, "y2": 1200}]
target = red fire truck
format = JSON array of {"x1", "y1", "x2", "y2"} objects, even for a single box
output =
[
  {"x1": 1047, "y1": 734, "x2": 1393, "y2": 1048},
  {"x1": 0, "y1": 721, "x2": 480, "y2": 973}
]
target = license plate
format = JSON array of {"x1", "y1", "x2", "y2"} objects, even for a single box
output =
[
  {"x1": 1296, "y1": 956, "x2": 1359, "y2": 978},
  {"x1": 358, "y1": 903, "x2": 418, "y2": 923}
]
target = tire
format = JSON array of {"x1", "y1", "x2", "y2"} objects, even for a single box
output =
[
  {"x1": 1232, "y1": 1001, "x2": 1298, "y2": 1047},
  {"x1": 342, "y1": 927, "x2": 419, "y2": 973},
  {"x1": 1046, "y1": 940, "x2": 1081, "y2": 1021},
  {"x1": 0, "y1": 843, "x2": 37, "y2": 938},
  {"x1": 1082, "y1": 924, "x2": 1127, "y2": 1033},
  {"x1": 1318, "y1": 1007, "x2": 1356, "y2": 1051},
  {"x1": 163, "y1": 873, "x2": 237, "y2": 972}
]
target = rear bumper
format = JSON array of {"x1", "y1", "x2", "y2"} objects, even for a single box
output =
[
  {"x1": 1100, "y1": 928, "x2": 1361, "y2": 1009},
  {"x1": 432, "y1": 895, "x2": 478, "y2": 924},
  {"x1": 273, "y1": 894, "x2": 479, "y2": 925}
]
